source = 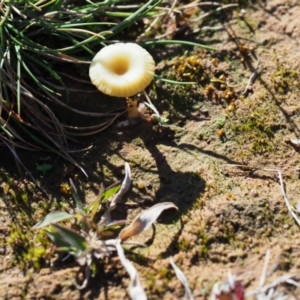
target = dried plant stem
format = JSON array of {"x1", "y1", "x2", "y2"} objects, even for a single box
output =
[
  {"x1": 242, "y1": 59, "x2": 260, "y2": 95},
  {"x1": 191, "y1": 3, "x2": 239, "y2": 22},
  {"x1": 259, "y1": 249, "x2": 270, "y2": 288},
  {"x1": 263, "y1": 169, "x2": 300, "y2": 226}
]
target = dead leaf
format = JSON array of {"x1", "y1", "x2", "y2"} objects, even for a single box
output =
[
  {"x1": 290, "y1": 138, "x2": 300, "y2": 146},
  {"x1": 119, "y1": 202, "x2": 178, "y2": 242},
  {"x1": 116, "y1": 241, "x2": 147, "y2": 300},
  {"x1": 101, "y1": 162, "x2": 131, "y2": 224},
  {"x1": 170, "y1": 256, "x2": 194, "y2": 300}
]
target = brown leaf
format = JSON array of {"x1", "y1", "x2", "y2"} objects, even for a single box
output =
[{"x1": 119, "y1": 202, "x2": 178, "y2": 242}]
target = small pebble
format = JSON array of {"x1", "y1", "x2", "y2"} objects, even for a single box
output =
[{"x1": 137, "y1": 181, "x2": 146, "y2": 189}]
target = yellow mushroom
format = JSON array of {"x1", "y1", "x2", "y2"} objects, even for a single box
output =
[{"x1": 89, "y1": 43, "x2": 155, "y2": 97}]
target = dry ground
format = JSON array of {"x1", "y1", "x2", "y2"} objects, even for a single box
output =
[{"x1": 1, "y1": 0, "x2": 300, "y2": 299}]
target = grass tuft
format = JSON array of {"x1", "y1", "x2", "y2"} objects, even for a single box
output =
[{"x1": 0, "y1": 0, "x2": 222, "y2": 176}]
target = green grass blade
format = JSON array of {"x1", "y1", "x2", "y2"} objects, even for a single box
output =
[
  {"x1": 15, "y1": 45, "x2": 22, "y2": 115},
  {"x1": 21, "y1": 50, "x2": 66, "y2": 87},
  {"x1": 69, "y1": 178, "x2": 85, "y2": 214},
  {"x1": 108, "y1": 0, "x2": 163, "y2": 37},
  {"x1": 142, "y1": 39, "x2": 217, "y2": 51},
  {"x1": 33, "y1": 211, "x2": 75, "y2": 229},
  {"x1": 14, "y1": 122, "x2": 88, "y2": 178},
  {"x1": 21, "y1": 59, "x2": 60, "y2": 95},
  {"x1": 154, "y1": 75, "x2": 197, "y2": 85}
]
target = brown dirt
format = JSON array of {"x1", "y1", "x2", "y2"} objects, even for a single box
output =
[{"x1": 1, "y1": 0, "x2": 300, "y2": 299}]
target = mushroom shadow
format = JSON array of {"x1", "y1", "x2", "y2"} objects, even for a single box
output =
[{"x1": 96, "y1": 123, "x2": 206, "y2": 224}]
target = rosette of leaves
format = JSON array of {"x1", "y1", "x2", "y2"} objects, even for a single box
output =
[{"x1": 33, "y1": 163, "x2": 178, "y2": 298}]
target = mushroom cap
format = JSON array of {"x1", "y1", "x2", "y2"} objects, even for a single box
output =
[{"x1": 89, "y1": 43, "x2": 155, "y2": 97}]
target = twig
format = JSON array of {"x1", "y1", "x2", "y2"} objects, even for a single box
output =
[
  {"x1": 136, "y1": 15, "x2": 160, "y2": 41},
  {"x1": 246, "y1": 274, "x2": 299, "y2": 297},
  {"x1": 242, "y1": 59, "x2": 260, "y2": 95},
  {"x1": 271, "y1": 169, "x2": 300, "y2": 226},
  {"x1": 137, "y1": 0, "x2": 178, "y2": 42},
  {"x1": 164, "y1": 0, "x2": 178, "y2": 20},
  {"x1": 170, "y1": 257, "x2": 194, "y2": 300},
  {"x1": 191, "y1": 3, "x2": 239, "y2": 22},
  {"x1": 180, "y1": 1, "x2": 231, "y2": 10},
  {"x1": 259, "y1": 249, "x2": 270, "y2": 288},
  {"x1": 193, "y1": 20, "x2": 237, "y2": 33}
]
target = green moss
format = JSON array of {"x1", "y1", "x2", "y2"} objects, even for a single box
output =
[
  {"x1": 127, "y1": 251, "x2": 149, "y2": 265},
  {"x1": 7, "y1": 224, "x2": 50, "y2": 270},
  {"x1": 0, "y1": 178, "x2": 72, "y2": 271},
  {"x1": 199, "y1": 232, "x2": 209, "y2": 257},
  {"x1": 144, "y1": 272, "x2": 157, "y2": 292},
  {"x1": 229, "y1": 97, "x2": 279, "y2": 156},
  {"x1": 271, "y1": 66, "x2": 299, "y2": 95},
  {"x1": 178, "y1": 238, "x2": 190, "y2": 252},
  {"x1": 157, "y1": 267, "x2": 172, "y2": 280}
]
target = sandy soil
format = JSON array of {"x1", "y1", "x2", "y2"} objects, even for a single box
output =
[{"x1": 1, "y1": 0, "x2": 300, "y2": 299}]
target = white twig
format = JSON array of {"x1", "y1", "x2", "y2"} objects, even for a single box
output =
[
  {"x1": 286, "y1": 278, "x2": 300, "y2": 288},
  {"x1": 170, "y1": 257, "x2": 194, "y2": 300},
  {"x1": 242, "y1": 59, "x2": 260, "y2": 95},
  {"x1": 246, "y1": 274, "x2": 299, "y2": 297},
  {"x1": 164, "y1": 0, "x2": 178, "y2": 19},
  {"x1": 259, "y1": 249, "x2": 271, "y2": 288},
  {"x1": 142, "y1": 90, "x2": 157, "y2": 113},
  {"x1": 116, "y1": 240, "x2": 147, "y2": 300},
  {"x1": 270, "y1": 169, "x2": 300, "y2": 226},
  {"x1": 137, "y1": 16, "x2": 160, "y2": 41}
]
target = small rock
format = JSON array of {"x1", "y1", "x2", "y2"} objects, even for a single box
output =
[{"x1": 137, "y1": 180, "x2": 146, "y2": 189}]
